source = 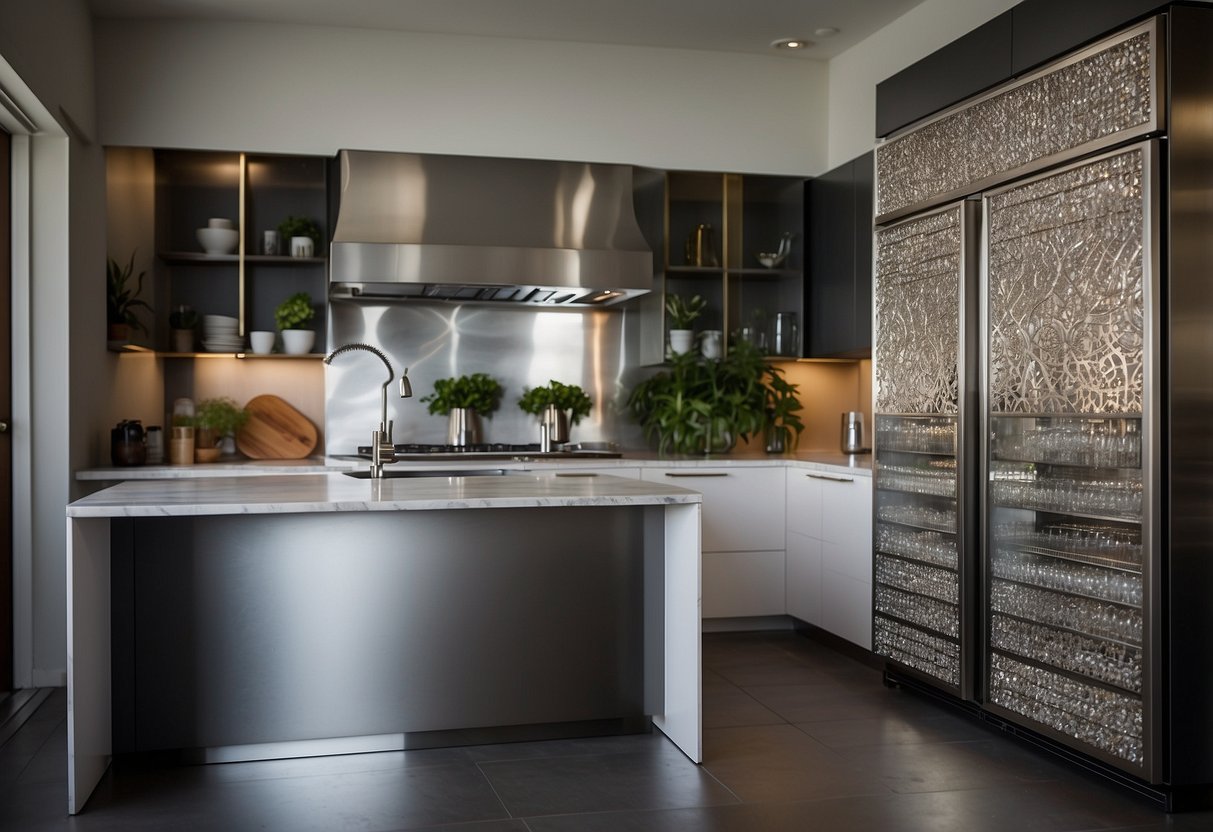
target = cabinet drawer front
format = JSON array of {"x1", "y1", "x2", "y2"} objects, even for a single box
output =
[
  {"x1": 702, "y1": 550, "x2": 786, "y2": 619},
  {"x1": 547, "y1": 467, "x2": 641, "y2": 479},
  {"x1": 785, "y1": 531, "x2": 823, "y2": 625},
  {"x1": 643, "y1": 467, "x2": 785, "y2": 552},
  {"x1": 820, "y1": 476, "x2": 872, "y2": 549},
  {"x1": 785, "y1": 469, "x2": 824, "y2": 538}
]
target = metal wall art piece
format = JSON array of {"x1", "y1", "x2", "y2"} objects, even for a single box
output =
[
  {"x1": 986, "y1": 148, "x2": 1146, "y2": 415},
  {"x1": 876, "y1": 24, "x2": 1156, "y2": 220}
]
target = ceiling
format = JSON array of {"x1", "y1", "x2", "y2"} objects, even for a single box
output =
[{"x1": 85, "y1": 0, "x2": 926, "y2": 59}]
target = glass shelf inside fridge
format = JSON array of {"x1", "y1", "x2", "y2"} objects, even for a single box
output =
[
  {"x1": 986, "y1": 413, "x2": 1147, "y2": 769},
  {"x1": 874, "y1": 414, "x2": 963, "y2": 691}
]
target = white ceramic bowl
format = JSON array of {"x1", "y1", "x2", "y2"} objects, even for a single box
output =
[
  {"x1": 196, "y1": 227, "x2": 239, "y2": 255},
  {"x1": 207, "y1": 217, "x2": 235, "y2": 230}
]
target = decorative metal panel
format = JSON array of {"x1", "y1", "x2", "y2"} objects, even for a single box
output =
[
  {"x1": 986, "y1": 148, "x2": 1145, "y2": 414},
  {"x1": 877, "y1": 25, "x2": 1156, "y2": 219},
  {"x1": 875, "y1": 206, "x2": 962, "y2": 414}
]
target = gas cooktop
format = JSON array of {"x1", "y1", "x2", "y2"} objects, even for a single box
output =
[{"x1": 351, "y1": 442, "x2": 622, "y2": 461}]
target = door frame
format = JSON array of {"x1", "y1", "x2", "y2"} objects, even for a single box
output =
[{"x1": 0, "y1": 126, "x2": 10, "y2": 693}]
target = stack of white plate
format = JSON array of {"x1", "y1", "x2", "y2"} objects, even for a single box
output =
[{"x1": 202, "y1": 314, "x2": 243, "y2": 352}]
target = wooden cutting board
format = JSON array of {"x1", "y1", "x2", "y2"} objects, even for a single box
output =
[{"x1": 236, "y1": 394, "x2": 318, "y2": 459}]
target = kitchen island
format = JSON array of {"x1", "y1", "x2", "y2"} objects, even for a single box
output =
[{"x1": 66, "y1": 473, "x2": 702, "y2": 814}]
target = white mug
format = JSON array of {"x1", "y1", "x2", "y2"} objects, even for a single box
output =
[
  {"x1": 290, "y1": 236, "x2": 314, "y2": 257},
  {"x1": 701, "y1": 329, "x2": 723, "y2": 359}
]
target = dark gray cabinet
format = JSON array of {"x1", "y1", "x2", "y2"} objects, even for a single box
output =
[
  {"x1": 877, "y1": 0, "x2": 1168, "y2": 139},
  {"x1": 806, "y1": 152, "x2": 872, "y2": 358},
  {"x1": 1011, "y1": 0, "x2": 1164, "y2": 74},
  {"x1": 875, "y1": 11, "x2": 1012, "y2": 138}
]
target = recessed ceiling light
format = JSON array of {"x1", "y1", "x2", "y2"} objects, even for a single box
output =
[
  {"x1": 813, "y1": 27, "x2": 840, "y2": 38},
  {"x1": 771, "y1": 38, "x2": 813, "y2": 50}
]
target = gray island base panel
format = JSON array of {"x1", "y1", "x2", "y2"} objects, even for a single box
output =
[{"x1": 65, "y1": 474, "x2": 702, "y2": 815}]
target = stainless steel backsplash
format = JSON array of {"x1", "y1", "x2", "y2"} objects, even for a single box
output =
[{"x1": 326, "y1": 300, "x2": 649, "y2": 454}]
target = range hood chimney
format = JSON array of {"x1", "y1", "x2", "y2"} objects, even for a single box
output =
[{"x1": 330, "y1": 150, "x2": 654, "y2": 307}]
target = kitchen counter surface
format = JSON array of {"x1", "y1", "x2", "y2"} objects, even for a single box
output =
[
  {"x1": 75, "y1": 457, "x2": 345, "y2": 479},
  {"x1": 75, "y1": 450, "x2": 871, "y2": 480},
  {"x1": 66, "y1": 471, "x2": 702, "y2": 518}
]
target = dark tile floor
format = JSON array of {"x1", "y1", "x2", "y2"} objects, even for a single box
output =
[{"x1": 2, "y1": 631, "x2": 1210, "y2": 831}]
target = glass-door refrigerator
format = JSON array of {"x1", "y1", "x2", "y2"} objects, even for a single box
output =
[
  {"x1": 982, "y1": 141, "x2": 1159, "y2": 779},
  {"x1": 872, "y1": 201, "x2": 978, "y2": 699}
]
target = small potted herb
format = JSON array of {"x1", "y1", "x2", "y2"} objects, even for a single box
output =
[
  {"x1": 518, "y1": 380, "x2": 593, "y2": 444},
  {"x1": 168, "y1": 304, "x2": 198, "y2": 353},
  {"x1": 274, "y1": 292, "x2": 316, "y2": 354},
  {"x1": 277, "y1": 216, "x2": 322, "y2": 257},
  {"x1": 189, "y1": 397, "x2": 249, "y2": 462},
  {"x1": 106, "y1": 251, "x2": 152, "y2": 343},
  {"x1": 665, "y1": 293, "x2": 705, "y2": 356},
  {"x1": 420, "y1": 373, "x2": 505, "y2": 447}
]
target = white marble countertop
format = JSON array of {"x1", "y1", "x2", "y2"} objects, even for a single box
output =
[
  {"x1": 75, "y1": 457, "x2": 346, "y2": 479},
  {"x1": 66, "y1": 472, "x2": 702, "y2": 518},
  {"x1": 76, "y1": 450, "x2": 871, "y2": 481}
]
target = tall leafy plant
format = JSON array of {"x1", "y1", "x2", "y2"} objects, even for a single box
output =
[
  {"x1": 107, "y1": 252, "x2": 152, "y2": 333},
  {"x1": 628, "y1": 340, "x2": 804, "y2": 455}
]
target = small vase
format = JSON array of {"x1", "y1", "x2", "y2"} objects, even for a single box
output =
[
  {"x1": 765, "y1": 429, "x2": 786, "y2": 454},
  {"x1": 669, "y1": 329, "x2": 695, "y2": 356},
  {"x1": 702, "y1": 422, "x2": 735, "y2": 455},
  {"x1": 249, "y1": 331, "x2": 275, "y2": 354},
  {"x1": 541, "y1": 404, "x2": 569, "y2": 445},
  {"x1": 447, "y1": 407, "x2": 482, "y2": 447},
  {"x1": 107, "y1": 323, "x2": 130, "y2": 343},
  {"x1": 171, "y1": 328, "x2": 195, "y2": 352},
  {"x1": 281, "y1": 329, "x2": 315, "y2": 355}
]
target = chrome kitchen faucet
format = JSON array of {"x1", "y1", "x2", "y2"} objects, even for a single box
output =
[{"x1": 324, "y1": 342, "x2": 412, "y2": 478}]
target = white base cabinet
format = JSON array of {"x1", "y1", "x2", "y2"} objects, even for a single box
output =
[
  {"x1": 642, "y1": 466, "x2": 785, "y2": 620},
  {"x1": 535, "y1": 467, "x2": 642, "y2": 479},
  {"x1": 785, "y1": 468, "x2": 873, "y2": 649}
]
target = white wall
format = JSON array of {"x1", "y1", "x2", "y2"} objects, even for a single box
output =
[
  {"x1": 94, "y1": 20, "x2": 829, "y2": 176},
  {"x1": 826, "y1": 0, "x2": 1017, "y2": 168},
  {"x1": 0, "y1": 0, "x2": 106, "y2": 684}
]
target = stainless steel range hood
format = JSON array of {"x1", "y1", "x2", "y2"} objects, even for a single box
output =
[{"x1": 329, "y1": 150, "x2": 654, "y2": 307}]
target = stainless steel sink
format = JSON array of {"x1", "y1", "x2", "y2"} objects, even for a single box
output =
[{"x1": 342, "y1": 468, "x2": 510, "y2": 479}]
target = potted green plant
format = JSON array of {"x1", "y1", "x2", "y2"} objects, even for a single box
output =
[
  {"x1": 518, "y1": 380, "x2": 593, "y2": 444},
  {"x1": 168, "y1": 304, "x2": 199, "y2": 353},
  {"x1": 762, "y1": 364, "x2": 806, "y2": 453},
  {"x1": 277, "y1": 216, "x2": 322, "y2": 258},
  {"x1": 420, "y1": 373, "x2": 504, "y2": 447},
  {"x1": 665, "y1": 293, "x2": 705, "y2": 356},
  {"x1": 106, "y1": 251, "x2": 152, "y2": 343},
  {"x1": 627, "y1": 340, "x2": 803, "y2": 455},
  {"x1": 189, "y1": 397, "x2": 249, "y2": 462},
  {"x1": 274, "y1": 292, "x2": 316, "y2": 354}
]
